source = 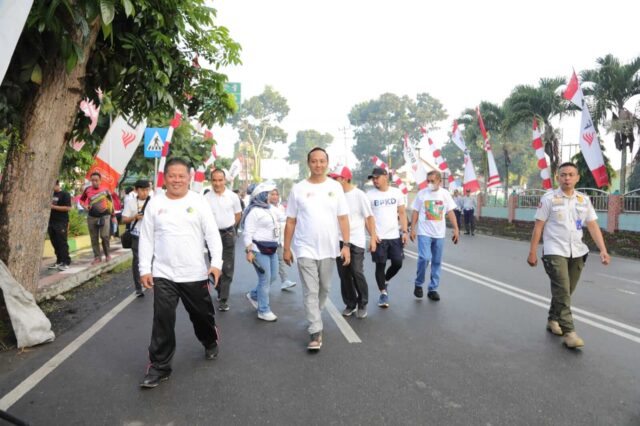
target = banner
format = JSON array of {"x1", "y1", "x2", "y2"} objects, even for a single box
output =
[
  {"x1": 476, "y1": 107, "x2": 502, "y2": 187},
  {"x1": 0, "y1": 1, "x2": 33, "y2": 84},
  {"x1": 85, "y1": 116, "x2": 146, "y2": 191},
  {"x1": 451, "y1": 121, "x2": 481, "y2": 193},
  {"x1": 420, "y1": 128, "x2": 454, "y2": 184},
  {"x1": 403, "y1": 133, "x2": 428, "y2": 190},
  {"x1": 532, "y1": 119, "x2": 552, "y2": 190}
]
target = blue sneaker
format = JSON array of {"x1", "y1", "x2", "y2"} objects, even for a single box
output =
[{"x1": 378, "y1": 292, "x2": 389, "y2": 308}]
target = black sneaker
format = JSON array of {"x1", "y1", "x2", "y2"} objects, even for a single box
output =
[
  {"x1": 414, "y1": 286, "x2": 423, "y2": 298},
  {"x1": 136, "y1": 290, "x2": 145, "y2": 298},
  {"x1": 427, "y1": 291, "x2": 440, "y2": 301},
  {"x1": 139, "y1": 372, "x2": 171, "y2": 388},
  {"x1": 205, "y1": 344, "x2": 219, "y2": 360},
  {"x1": 218, "y1": 301, "x2": 229, "y2": 311}
]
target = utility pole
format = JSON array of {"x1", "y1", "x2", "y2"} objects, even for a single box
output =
[{"x1": 338, "y1": 126, "x2": 349, "y2": 167}]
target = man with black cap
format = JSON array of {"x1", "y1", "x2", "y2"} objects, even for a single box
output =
[
  {"x1": 122, "y1": 179, "x2": 152, "y2": 297},
  {"x1": 366, "y1": 167, "x2": 408, "y2": 308}
]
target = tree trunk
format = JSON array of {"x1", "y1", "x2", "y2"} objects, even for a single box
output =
[{"x1": 0, "y1": 20, "x2": 101, "y2": 295}]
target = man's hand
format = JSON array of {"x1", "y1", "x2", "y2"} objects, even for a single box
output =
[
  {"x1": 246, "y1": 251, "x2": 255, "y2": 264},
  {"x1": 141, "y1": 274, "x2": 154, "y2": 289},
  {"x1": 340, "y1": 245, "x2": 351, "y2": 266},
  {"x1": 401, "y1": 232, "x2": 408, "y2": 246},
  {"x1": 600, "y1": 251, "x2": 611, "y2": 265},
  {"x1": 410, "y1": 229, "x2": 417, "y2": 243},
  {"x1": 451, "y1": 229, "x2": 459, "y2": 245},
  {"x1": 527, "y1": 252, "x2": 538, "y2": 267},
  {"x1": 283, "y1": 247, "x2": 293, "y2": 266},
  {"x1": 369, "y1": 238, "x2": 377, "y2": 253},
  {"x1": 208, "y1": 267, "x2": 221, "y2": 288}
]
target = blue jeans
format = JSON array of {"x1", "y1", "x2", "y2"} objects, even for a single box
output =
[
  {"x1": 250, "y1": 251, "x2": 278, "y2": 314},
  {"x1": 414, "y1": 235, "x2": 444, "y2": 291}
]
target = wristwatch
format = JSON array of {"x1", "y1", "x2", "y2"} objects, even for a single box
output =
[{"x1": 343, "y1": 242, "x2": 351, "y2": 247}]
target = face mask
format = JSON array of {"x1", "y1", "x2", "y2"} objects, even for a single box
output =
[{"x1": 428, "y1": 183, "x2": 438, "y2": 191}]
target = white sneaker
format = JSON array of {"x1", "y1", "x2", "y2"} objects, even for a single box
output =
[
  {"x1": 281, "y1": 280, "x2": 296, "y2": 291},
  {"x1": 57, "y1": 264, "x2": 70, "y2": 271},
  {"x1": 245, "y1": 292, "x2": 258, "y2": 310},
  {"x1": 48, "y1": 263, "x2": 61, "y2": 269},
  {"x1": 258, "y1": 311, "x2": 277, "y2": 322}
]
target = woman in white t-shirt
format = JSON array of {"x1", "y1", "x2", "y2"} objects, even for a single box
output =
[{"x1": 242, "y1": 183, "x2": 280, "y2": 322}]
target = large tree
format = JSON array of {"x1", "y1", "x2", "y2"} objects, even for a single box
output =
[
  {"x1": 503, "y1": 77, "x2": 571, "y2": 176},
  {"x1": 581, "y1": 54, "x2": 640, "y2": 193},
  {"x1": 228, "y1": 86, "x2": 289, "y2": 181},
  {"x1": 288, "y1": 130, "x2": 333, "y2": 179},
  {"x1": 348, "y1": 93, "x2": 447, "y2": 184},
  {"x1": 0, "y1": 0, "x2": 241, "y2": 294}
]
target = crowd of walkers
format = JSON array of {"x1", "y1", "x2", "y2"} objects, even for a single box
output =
[{"x1": 49, "y1": 148, "x2": 610, "y2": 389}]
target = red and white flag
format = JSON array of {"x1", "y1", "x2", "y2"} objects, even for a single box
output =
[
  {"x1": 476, "y1": 107, "x2": 502, "y2": 188},
  {"x1": 450, "y1": 121, "x2": 481, "y2": 193},
  {"x1": 371, "y1": 156, "x2": 408, "y2": 194},
  {"x1": 420, "y1": 128, "x2": 455, "y2": 184},
  {"x1": 532, "y1": 119, "x2": 553, "y2": 190},
  {"x1": 191, "y1": 165, "x2": 206, "y2": 193},
  {"x1": 403, "y1": 133, "x2": 428, "y2": 190},
  {"x1": 562, "y1": 70, "x2": 609, "y2": 188},
  {"x1": 155, "y1": 111, "x2": 183, "y2": 190},
  {"x1": 228, "y1": 157, "x2": 242, "y2": 181}
]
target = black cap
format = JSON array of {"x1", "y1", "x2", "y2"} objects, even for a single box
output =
[
  {"x1": 134, "y1": 179, "x2": 151, "y2": 189},
  {"x1": 367, "y1": 167, "x2": 388, "y2": 179}
]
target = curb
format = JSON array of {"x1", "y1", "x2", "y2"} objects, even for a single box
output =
[{"x1": 36, "y1": 252, "x2": 133, "y2": 303}]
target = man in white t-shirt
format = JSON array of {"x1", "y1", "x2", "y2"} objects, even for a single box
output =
[
  {"x1": 204, "y1": 168, "x2": 242, "y2": 311},
  {"x1": 138, "y1": 158, "x2": 223, "y2": 389},
  {"x1": 284, "y1": 147, "x2": 350, "y2": 351},
  {"x1": 121, "y1": 179, "x2": 152, "y2": 297},
  {"x1": 366, "y1": 167, "x2": 408, "y2": 308},
  {"x1": 410, "y1": 171, "x2": 459, "y2": 301},
  {"x1": 269, "y1": 188, "x2": 296, "y2": 290},
  {"x1": 328, "y1": 165, "x2": 377, "y2": 319}
]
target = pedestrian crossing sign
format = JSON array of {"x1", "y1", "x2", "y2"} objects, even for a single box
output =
[{"x1": 144, "y1": 128, "x2": 168, "y2": 158}]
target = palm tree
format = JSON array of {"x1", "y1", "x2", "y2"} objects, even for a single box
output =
[
  {"x1": 581, "y1": 54, "x2": 640, "y2": 193},
  {"x1": 503, "y1": 77, "x2": 571, "y2": 176}
]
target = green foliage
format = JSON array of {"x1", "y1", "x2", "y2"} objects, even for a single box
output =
[
  {"x1": 348, "y1": 93, "x2": 447, "y2": 184},
  {"x1": 228, "y1": 86, "x2": 289, "y2": 180},
  {"x1": 68, "y1": 209, "x2": 89, "y2": 237},
  {"x1": 288, "y1": 130, "x2": 334, "y2": 179},
  {"x1": 0, "y1": 0, "x2": 242, "y2": 173}
]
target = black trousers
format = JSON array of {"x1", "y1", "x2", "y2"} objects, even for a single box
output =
[
  {"x1": 217, "y1": 229, "x2": 236, "y2": 301},
  {"x1": 131, "y1": 236, "x2": 142, "y2": 292},
  {"x1": 48, "y1": 222, "x2": 70, "y2": 265},
  {"x1": 148, "y1": 278, "x2": 218, "y2": 376},
  {"x1": 464, "y1": 209, "x2": 475, "y2": 233},
  {"x1": 336, "y1": 243, "x2": 368, "y2": 309}
]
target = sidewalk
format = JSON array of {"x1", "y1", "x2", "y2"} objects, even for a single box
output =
[{"x1": 37, "y1": 239, "x2": 132, "y2": 302}]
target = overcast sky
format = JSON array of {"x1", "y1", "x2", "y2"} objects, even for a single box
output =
[{"x1": 212, "y1": 0, "x2": 640, "y2": 173}]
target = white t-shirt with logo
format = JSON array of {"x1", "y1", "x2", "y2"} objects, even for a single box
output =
[
  {"x1": 122, "y1": 196, "x2": 149, "y2": 236},
  {"x1": 412, "y1": 188, "x2": 457, "y2": 238},
  {"x1": 344, "y1": 187, "x2": 374, "y2": 249},
  {"x1": 367, "y1": 187, "x2": 405, "y2": 240},
  {"x1": 286, "y1": 179, "x2": 349, "y2": 260},
  {"x1": 204, "y1": 188, "x2": 242, "y2": 230}
]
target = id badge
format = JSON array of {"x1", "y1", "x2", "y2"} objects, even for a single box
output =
[
  {"x1": 575, "y1": 219, "x2": 583, "y2": 230},
  {"x1": 273, "y1": 227, "x2": 281, "y2": 238}
]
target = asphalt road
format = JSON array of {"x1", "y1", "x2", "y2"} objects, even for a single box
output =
[{"x1": 1, "y1": 233, "x2": 639, "y2": 425}]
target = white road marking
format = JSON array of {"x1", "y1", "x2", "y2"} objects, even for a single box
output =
[
  {"x1": 404, "y1": 250, "x2": 640, "y2": 344},
  {"x1": 616, "y1": 289, "x2": 637, "y2": 296},
  {"x1": 325, "y1": 299, "x2": 362, "y2": 344},
  {"x1": 0, "y1": 293, "x2": 137, "y2": 411},
  {"x1": 597, "y1": 273, "x2": 640, "y2": 286}
]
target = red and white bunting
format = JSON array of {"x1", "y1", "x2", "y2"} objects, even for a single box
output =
[
  {"x1": 563, "y1": 70, "x2": 584, "y2": 109},
  {"x1": 450, "y1": 121, "x2": 481, "y2": 193},
  {"x1": 191, "y1": 165, "x2": 206, "y2": 193},
  {"x1": 476, "y1": 107, "x2": 501, "y2": 188},
  {"x1": 371, "y1": 156, "x2": 408, "y2": 194},
  {"x1": 419, "y1": 128, "x2": 454, "y2": 184},
  {"x1": 403, "y1": 133, "x2": 428, "y2": 189},
  {"x1": 156, "y1": 111, "x2": 183, "y2": 190},
  {"x1": 532, "y1": 119, "x2": 552, "y2": 190},
  {"x1": 562, "y1": 70, "x2": 609, "y2": 188}
]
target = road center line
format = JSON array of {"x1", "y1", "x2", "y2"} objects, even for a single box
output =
[
  {"x1": 0, "y1": 293, "x2": 138, "y2": 411},
  {"x1": 326, "y1": 299, "x2": 362, "y2": 343},
  {"x1": 597, "y1": 273, "x2": 640, "y2": 286},
  {"x1": 403, "y1": 250, "x2": 640, "y2": 344}
]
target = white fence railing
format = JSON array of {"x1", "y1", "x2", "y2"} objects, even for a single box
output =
[{"x1": 623, "y1": 189, "x2": 640, "y2": 213}]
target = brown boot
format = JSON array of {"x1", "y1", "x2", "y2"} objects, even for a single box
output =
[
  {"x1": 563, "y1": 332, "x2": 585, "y2": 349},
  {"x1": 546, "y1": 320, "x2": 563, "y2": 336}
]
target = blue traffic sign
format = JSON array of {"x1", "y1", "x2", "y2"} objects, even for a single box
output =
[{"x1": 144, "y1": 128, "x2": 168, "y2": 158}]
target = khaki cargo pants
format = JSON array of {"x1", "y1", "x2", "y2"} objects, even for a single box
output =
[{"x1": 542, "y1": 254, "x2": 587, "y2": 333}]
